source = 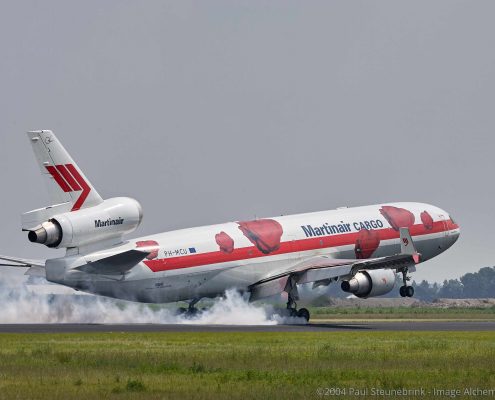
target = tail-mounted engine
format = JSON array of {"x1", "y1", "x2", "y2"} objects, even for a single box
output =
[
  {"x1": 341, "y1": 269, "x2": 396, "y2": 298},
  {"x1": 26, "y1": 197, "x2": 143, "y2": 249}
]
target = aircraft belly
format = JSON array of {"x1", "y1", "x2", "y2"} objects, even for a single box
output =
[
  {"x1": 65, "y1": 276, "x2": 206, "y2": 303},
  {"x1": 124, "y1": 256, "x2": 298, "y2": 302},
  {"x1": 196, "y1": 258, "x2": 294, "y2": 294}
]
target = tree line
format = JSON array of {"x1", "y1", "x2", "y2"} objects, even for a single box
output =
[{"x1": 410, "y1": 266, "x2": 495, "y2": 300}]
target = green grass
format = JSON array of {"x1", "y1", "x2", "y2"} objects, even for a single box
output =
[
  {"x1": 0, "y1": 332, "x2": 494, "y2": 399},
  {"x1": 308, "y1": 306, "x2": 495, "y2": 320}
]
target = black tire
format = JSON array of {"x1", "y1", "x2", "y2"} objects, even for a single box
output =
[
  {"x1": 399, "y1": 286, "x2": 406, "y2": 297},
  {"x1": 186, "y1": 308, "x2": 199, "y2": 316},
  {"x1": 289, "y1": 308, "x2": 298, "y2": 318},
  {"x1": 176, "y1": 307, "x2": 188, "y2": 316},
  {"x1": 406, "y1": 286, "x2": 415, "y2": 298},
  {"x1": 297, "y1": 308, "x2": 310, "y2": 322}
]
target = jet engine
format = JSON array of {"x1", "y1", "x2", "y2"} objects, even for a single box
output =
[
  {"x1": 27, "y1": 197, "x2": 143, "y2": 249},
  {"x1": 341, "y1": 269, "x2": 396, "y2": 298}
]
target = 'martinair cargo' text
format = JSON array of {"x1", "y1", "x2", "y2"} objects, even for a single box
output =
[{"x1": 301, "y1": 219, "x2": 384, "y2": 237}]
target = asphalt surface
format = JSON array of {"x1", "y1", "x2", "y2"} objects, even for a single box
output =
[{"x1": 0, "y1": 321, "x2": 493, "y2": 333}]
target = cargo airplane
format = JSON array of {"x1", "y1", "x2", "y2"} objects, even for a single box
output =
[{"x1": 0, "y1": 131, "x2": 460, "y2": 321}]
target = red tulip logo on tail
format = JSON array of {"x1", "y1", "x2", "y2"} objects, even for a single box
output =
[
  {"x1": 421, "y1": 211, "x2": 434, "y2": 230},
  {"x1": 215, "y1": 231, "x2": 234, "y2": 254},
  {"x1": 136, "y1": 240, "x2": 160, "y2": 260},
  {"x1": 238, "y1": 219, "x2": 283, "y2": 254},
  {"x1": 379, "y1": 206, "x2": 415, "y2": 231},
  {"x1": 45, "y1": 164, "x2": 91, "y2": 211},
  {"x1": 354, "y1": 229, "x2": 381, "y2": 259}
]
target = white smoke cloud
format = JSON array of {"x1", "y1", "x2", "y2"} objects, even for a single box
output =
[{"x1": 0, "y1": 276, "x2": 306, "y2": 325}]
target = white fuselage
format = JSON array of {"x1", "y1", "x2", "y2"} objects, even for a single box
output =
[{"x1": 45, "y1": 202, "x2": 460, "y2": 303}]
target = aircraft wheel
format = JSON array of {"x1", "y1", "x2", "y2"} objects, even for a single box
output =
[
  {"x1": 288, "y1": 308, "x2": 298, "y2": 318},
  {"x1": 176, "y1": 307, "x2": 188, "y2": 316},
  {"x1": 399, "y1": 286, "x2": 407, "y2": 297},
  {"x1": 176, "y1": 307, "x2": 201, "y2": 318},
  {"x1": 405, "y1": 286, "x2": 415, "y2": 298},
  {"x1": 186, "y1": 308, "x2": 200, "y2": 317},
  {"x1": 297, "y1": 308, "x2": 310, "y2": 322}
]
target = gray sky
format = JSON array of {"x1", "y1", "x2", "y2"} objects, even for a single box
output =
[{"x1": 0, "y1": 1, "x2": 493, "y2": 283}]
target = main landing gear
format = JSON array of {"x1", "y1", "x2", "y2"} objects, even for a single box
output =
[
  {"x1": 285, "y1": 294, "x2": 311, "y2": 322},
  {"x1": 399, "y1": 268, "x2": 414, "y2": 298},
  {"x1": 176, "y1": 298, "x2": 202, "y2": 317},
  {"x1": 282, "y1": 276, "x2": 310, "y2": 323}
]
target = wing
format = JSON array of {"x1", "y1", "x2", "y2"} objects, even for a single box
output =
[
  {"x1": 248, "y1": 257, "x2": 354, "y2": 301},
  {"x1": 0, "y1": 254, "x2": 45, "y2": 268},
  {"x1": 1, "y1": 248, "x2": 150, "y2": 278},
  {"x1": 0, "y1": 254, "x2": 46, "y2": 278},
  {"x1": 248, "y1": 228, "x2": 420, "y2": 301},
  {"x1": 76, "y1": 249, "x2": 150, "y2": 275}
]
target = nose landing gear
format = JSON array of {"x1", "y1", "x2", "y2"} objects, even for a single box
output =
[{"x1": 399, "y1": 268, "x2": 414, "y2": 297}]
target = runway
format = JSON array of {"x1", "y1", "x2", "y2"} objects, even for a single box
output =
[{"x1": 0, "y1": 321, "x2": 493, "y2": 333}]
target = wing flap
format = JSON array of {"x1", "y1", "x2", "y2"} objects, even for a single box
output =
[
  {"x1": 351, "y1": 253, "x2": 417, "y2": 273},
  {"x1": 249, "y1": 275, "x2": 291, "y2": 302},
  {"x1": 249, "y1": 256, "x2": 356, "y2": 301},
  {"x1": 298, "y1": 264, "x2": 353, "y2": 285}
]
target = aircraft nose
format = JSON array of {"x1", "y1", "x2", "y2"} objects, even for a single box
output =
[
  {"x1": 451, "y1": 227, "x2": 461, "y2": 243},
  {"x1": 445, "y1": 213, "x2": 460, "y2": 246},
  {"x1": 448, "y1": 213, "x2": 460, "y2": 231}
]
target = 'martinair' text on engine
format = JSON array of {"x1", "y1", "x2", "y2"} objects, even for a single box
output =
[{"x1": 94, "y1": 218, "x2": 124, "y2": 228}]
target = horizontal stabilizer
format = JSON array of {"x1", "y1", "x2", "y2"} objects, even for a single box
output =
[
  {"x1": 76, "y1": 249, "x2": 150, "y2": 275},
  {"x1": 22, "y1": 202, "x2": 73, "y2": 231}
]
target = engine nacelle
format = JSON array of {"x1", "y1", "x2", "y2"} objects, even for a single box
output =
[
  {"x1": 27, "y1": 197, "x2": 143, "y2": 248},
  {"x1": 341, "y1": 269, "x2": 396, "y2": 298}
]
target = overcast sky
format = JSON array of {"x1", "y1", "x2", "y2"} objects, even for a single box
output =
[{"x1": 0, "y1": 1, "x2": 494, "y2": 283}]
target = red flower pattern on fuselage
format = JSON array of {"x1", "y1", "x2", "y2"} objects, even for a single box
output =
[
  {"x1": 354, "y1": 229, "x2": 381, "y2": 259},
  {"x1": 238, "y1": 219, "x2": 283, "y2": 254},
  {"x1": 215, "y1": 231, "x2": 235, "y2": 254},
  {"x1": 379, "y1": 206, "x2": 415, "y2": 231},
  {"x1": 420, "y1": 211, "x2": 434, "y2": 230}
]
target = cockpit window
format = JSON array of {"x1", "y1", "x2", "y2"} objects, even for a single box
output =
[{"x1": 449, "y1": 215, "x2": 456, "y2": 224}]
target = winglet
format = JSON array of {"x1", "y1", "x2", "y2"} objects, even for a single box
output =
[{"x1": 399, "y1": 228, "x2": 420, "y2": 263}]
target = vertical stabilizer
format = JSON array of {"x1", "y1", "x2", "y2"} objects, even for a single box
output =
[{"x1": 27, "y1": 130, "x2": 103, "y2": 211}]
